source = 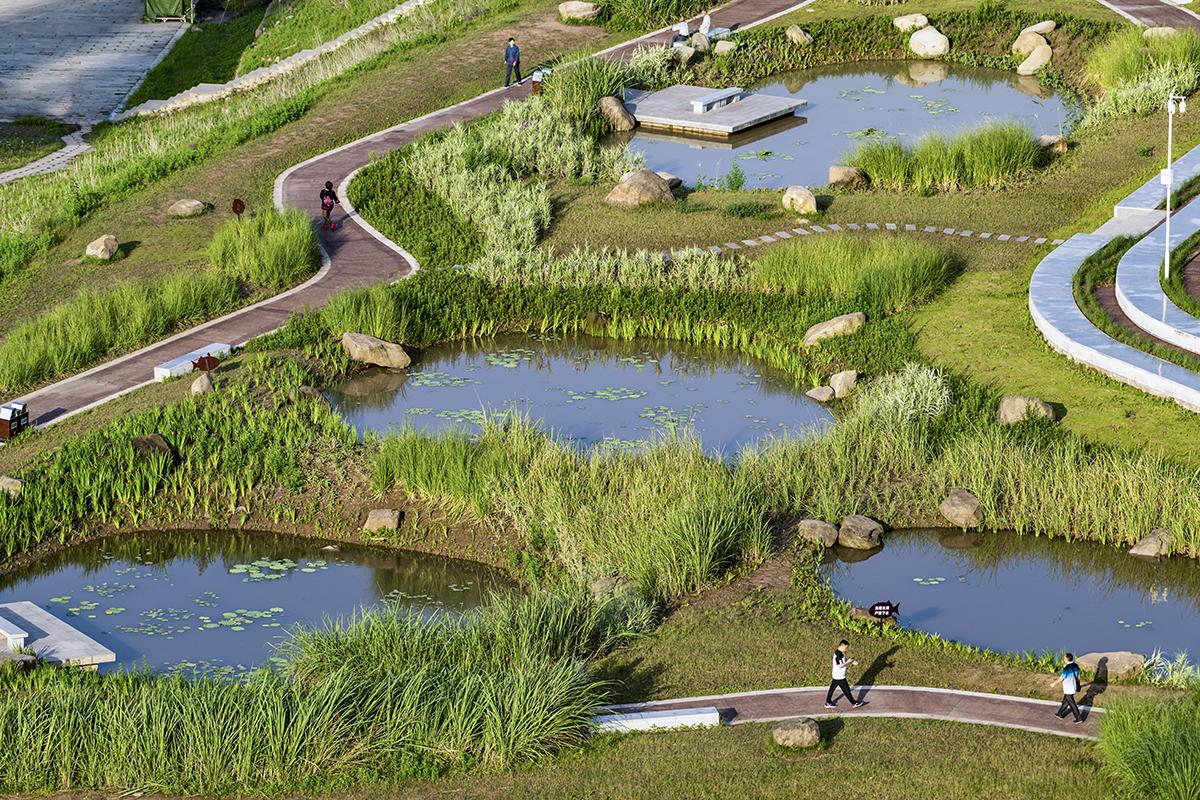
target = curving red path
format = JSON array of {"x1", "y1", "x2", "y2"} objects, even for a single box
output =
[
  {"x1": 608, "y1": 685, "x2": 1104, "y2": 740},
  {"x1": 10, "y1": 0, "x2": 813, "y2": 427},
  {"x1": 1097, "y1": 0, "x2": 1200, "y2": 27}
]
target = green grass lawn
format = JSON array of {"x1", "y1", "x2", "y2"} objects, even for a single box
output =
[
  {"x1": 125, "y1": 5, "x2": 268, "y2": 106},
  {"x1": 366, "y1": 719, "x2": 1114, "y2": 799},
  {"x1": 0, "y1": 118, "x2": 73, "y2": 173}
]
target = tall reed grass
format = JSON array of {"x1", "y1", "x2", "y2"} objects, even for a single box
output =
[
  {"x1": 752, "y1": 235, "x2": 955, "y2": 314},
  {"x1": 599, "y1": 0, "x2": 706, "y2": 32},
  {"x1": 0, "y1": 591, "x2": 633, "y2": 795},
  {"x1": 846, "y1": 121, "x2": 1043, "y2": 192},
  {"x1": 1099, "y1": 690, "x2": 1200, "y2": 799},
  {"x1": 469, "y1": 245, "x2": 741, "y2": 291},
  {"x1": 1083, "y1": 27, "x2": 1200, "y2": 126},
  {"x1": 542, "y1": 47, "x2": 677, "y2": 135},
  {"x1": 209, "y1": 206, "x2": 319, "y2": 289}
]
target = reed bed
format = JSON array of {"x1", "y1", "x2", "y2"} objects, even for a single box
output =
[
  {"x1": 1083, "y1": 27, "x2": 1200, "y2": 126},
  {"x1": 1098, "y1": 690, "x2": 1200, "y2": 799},
  {"x1": 752, "y1": 236, "x2": 955, "y2": 315},
  {"x1": 541, "y1": 46, "x2": 677, "y2": 135},
  {"x1": 469, "y1": 245, "x2": 742, "y2": 291},
  {"x1": 0, "y1": 592, "x2": 631, "y2": 795},
  {"x1": 208, "y1": 207, "x2": 320, "y2": 289},
  {"x1": 845, "y1": 121, "x2": 1043, "y2": 192}
]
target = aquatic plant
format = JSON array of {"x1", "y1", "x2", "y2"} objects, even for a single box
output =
[
  {"x1": 208, "y1": 206, "x2": 319, "y2": 289},
  {"x1": 846, "y1": 121, "x2": 1043, "y2": 192}
]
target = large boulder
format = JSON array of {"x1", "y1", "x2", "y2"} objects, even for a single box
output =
[
  {"x1": 939, "y1": 488, "x2": 983, "y2": 528},
  {"x1": 1144, "y1": 26, "x2": 1178, "y2": 39},
  {"x1": 803, "y1": 312, "x2": 866, "y2": 347},
  {"x1": 1017, "y1": 44, "x2": 1052, "y2": 76},
  {"x1": 997, "y1": 395, "x2": 1054, "y2": 425},
  {"x1": 793, "y1": 519, "x2": 839, "y2": 548},
  {"x1": 363, "y1": 508, "x2": 401, "y2": 532},
  {"x1": 690, "y1": 32, "x2": 710, "y2": 52},
  {"x1": 131, "y1": 433, "x2": 174, "y2": 462},
  {"x1": 838, "y1": 515, "x2": 883, "y2": 550},
  {"x1": 557, "y1": 0, "x2": 600, "y2": 21},
  {"x1": 656, "y1": 171, "x2": 682, "y2": 189},
  {"x1": 604, "y1": 169, "x2": 675, "y2": 208},
  {"x1": 191, "y1": 372, "x2": 214, "y2": 395},
  {"x1": 806, "y1": 385, "x2": 834, "y2": 403},
  {"x1": 675, "y1": 44, "x2": 697, "y2": 64},
  {"x1": 341, "y1": 332, "x2": 412, "y2": 369},
  {"x1": 0, "y1": 475, "x2": 21, "y2": 499},
  {"x1": 714, "y1": 39, "x2": 737, "y2": 55},
  {"x1": 909, "y1": 26, "x2": 949, "y2": 58},
  {"x1": 782, "y1": 185, "x2": 817, "y2": 214},
  {"x1": 1021, "y1": 20, "x2": 1056, "y2": 36},
  {"x1": 1036, "y1": 133, "x2": 1068, "y2": 154},
  {"x1": 828, "y1": 165, "x2": 868, "y2": 189},
  {"x1": 85, "y1": 234, "x2": 119, "y2": 260},
  {"x1": 893, "y1": 13, "x2": 928, "y2": 32},
  {"x1": 1129, "y1": 528, "x2": 1172, "y2": 558},
  {"x1": 785, "y1": 24, "x2": 812, "y2": 45},
  {"x1": 598, "y1": 95, "x2": 635, "y2": 131},
  {"x1": 1011, "y1": 31, "x2": 1047, "y2": 57},
  {"x1": 1077, "y1": 651, "x2": 1146, "y2": 681},
  {"x1": 772, "y1": 717, "x2": 821, "y2": 748},
  {"x1": 167, "y1": 198, "x2": 207, "y2": 218},
  {"x1": 830, "y1": 369, "x2": 858, "y2": 398}
]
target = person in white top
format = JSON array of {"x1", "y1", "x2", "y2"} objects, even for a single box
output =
[
  {"x1": 825, "y1": 639, "x2": 866, "y2": 708},
  {"x1": 673, "y1": 18, "x2": 689, "y2": 44},
  {"x1": 698, "y1": 10, "x2": 712, "y2": 36}
]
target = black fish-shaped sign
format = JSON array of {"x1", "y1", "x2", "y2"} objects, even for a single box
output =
[{"x1": 869, "y1": 601, "x2": 900, "y2": 619}]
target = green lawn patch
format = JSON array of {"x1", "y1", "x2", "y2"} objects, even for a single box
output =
[{"x1": 0, "y1": 118, "x2": 74, "y2": 173}]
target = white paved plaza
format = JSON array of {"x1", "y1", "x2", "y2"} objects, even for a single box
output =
[{"x1": 0, "y1": 0, "x2": 184, "y2": 122}]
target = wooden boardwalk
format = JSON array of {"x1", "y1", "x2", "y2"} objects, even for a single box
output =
[
  {"x1": 9, "y1": 0, "x2": 815, "y2": 427},
  {"x1": 609, "y1": 685, "x2": 1104, "y2": 740}
]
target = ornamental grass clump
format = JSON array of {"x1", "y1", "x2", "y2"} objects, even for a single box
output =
[
  {"x1": 1099, "y1": 690, "x2": 1200, "y2": 799},
  {"x1": 752, "y1": 235, "x2": 954, "y2": 314},
  {"x1": 470, "y1": 245, "x2": 742, "y2": 291},
  {"x1": 1083, "y1": 27, "x2": 1200, "y2": 125},
  {"x1": 208, "y1": 206, "x2": 319, "y2": 289}
]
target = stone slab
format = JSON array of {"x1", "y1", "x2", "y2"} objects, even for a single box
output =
[
  {"x1": 0, "y1": 601, "x2": 115, "y2": 666},
  {"x1": 154, "y1": 342, "x2": 231, "y2": 381},
  {"x1": 593, "y1": 705, "x2": 721, "y2": 732}
]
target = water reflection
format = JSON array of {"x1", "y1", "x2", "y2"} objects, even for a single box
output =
[
  {"x1": 327, "y1": 333, "x2": 832, "y2": 457},
  {"x1": 0, "y1": 531, "x2": 512, "y2": 674},
  {"x1": 822, "y1": 529, "x2": 1200, "y2": 656}
]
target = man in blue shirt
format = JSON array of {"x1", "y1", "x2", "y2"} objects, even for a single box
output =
[
  {"x1": 504, "y1": 37, "x2": 522, "y2": 87},
  {"x1": 1055, "y1": 653, "x2": 1084, "y2": 723}
]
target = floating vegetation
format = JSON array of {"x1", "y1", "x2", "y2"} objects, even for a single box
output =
[
  {"x1": 407, "y1": 371, "x2": 481, "y2": 388},
  {"x1": 736, "y1": 149, "x2": 794, "y2": 162},
  {"x1": 405, "y1": 407, "x2": 434, "y2": 415},
  {"x1": 912, "y1": 576, "x2": 947, "y2": 586},
  {"x1": 85, "y1": 581, "x2": 135, "y2": 598},
  {"x1": 227, "y1": 557, "x2": 328, "y2": 582},
  {"x1": 1117, "y1": 619, "x2": 1153, "y2": 629},
  {"x1": 435, "y1": 408, "x2": 488, "y2": 426},
  {"x1": 565, "y1": 387, "x2": 648, "y2": 402},
  {"x1": 484, "y1": 348, "x2": 536, "y2": 368}
]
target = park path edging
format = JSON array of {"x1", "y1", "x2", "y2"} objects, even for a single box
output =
[{"x1": 0, "y1": 125, "x2": 93, "y2": 186}]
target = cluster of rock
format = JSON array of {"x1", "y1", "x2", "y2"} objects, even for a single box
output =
[
  {"x1": 1011, "y1": 20, "x2": 1055, "y2": 77},
  {"x1": 895, "y1": 14, "x2": 949, "y2": 58},
  {"x1": 116, "y1": 0, "x2": 434, "y2": 120},
  {"x1": 793, "y1": 514, "x2": 884, "y2": 550},
  {"x1": 805, "y1": 370, "x2": 857, "y2": 403},
  {"x1": 557, "y1": 0, "x2": 600, "y2": 22}
]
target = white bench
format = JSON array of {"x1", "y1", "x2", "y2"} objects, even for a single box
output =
[
  {"x1": 593, "y1": 706, "x2": 721, "y2": 732},
  {"x1": 691, "y1": 87, "x2": 742, "y2": 114},
  {"x1": 0, "y1": 616, "x2": 27, "y2": 651},
  {"x1": 154, "y1": 342, "x2": 232, "y2": 382}
]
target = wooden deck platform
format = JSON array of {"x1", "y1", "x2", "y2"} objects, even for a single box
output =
[
  {"x1": 624, "y1": 85, "x2": 805, "y2": 136},
  {"x1": 0, "y1": 601, "x2": 115, "y2": 668}
]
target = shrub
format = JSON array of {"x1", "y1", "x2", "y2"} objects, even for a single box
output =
[
  {"x1": 209, "y1": 206, "x2": 319, "y2": 289},
  {"x1": 1099, "y1": 690, "x2": 1200, "y2": 799},
  {"x1": 847, "y1": 121, "x2": 1042, "y2": 192},
  {"x1": 752, "y1": 235, "x2": 955, "y2": 315}
]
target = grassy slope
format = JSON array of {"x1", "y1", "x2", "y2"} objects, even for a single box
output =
[
  {"x1": 238, "y1": 0, "x2": 408, "y2": 74},
  {"x1": 375, "y1": 720, "x2": 1113, "y2": 799},
  {"x1": 0, "y1": 119, "x2": 72, "y2": 173},
  {"x1": 125, "y1": 6, "x2": 268, "y2": 106},
  {"x1": 0, "y1": 1, "x2": 614, "y2": 338}
]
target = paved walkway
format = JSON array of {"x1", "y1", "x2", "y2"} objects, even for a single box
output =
[
  {"x1": 8, "y1": 0, "x2": 815, "y2": 425},
  {"x1": 1098, "y1": 0, "x2": 1200, "y2": 27},
  {"x1": 0, "y1": 0, "x2": 184, "y2": 123},
  {"x1": 609, "y1": 685, "x2": 1103, "y2": 740}
]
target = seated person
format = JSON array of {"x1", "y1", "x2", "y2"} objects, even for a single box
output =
[{"x1": 672, "y1": 18, "x2": 689, "y2": 44}]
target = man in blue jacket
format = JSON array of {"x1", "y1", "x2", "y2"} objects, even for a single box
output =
[
  {"x1": 1055, "y1": 653, "x2": 1084, "y2": 723},
  {"x1": 504, "y1": 37, "x2": 522, "y2": 87}
]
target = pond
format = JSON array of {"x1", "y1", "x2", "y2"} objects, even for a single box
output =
[
  {"x1": 617, "y1": 61, "x2": 1075, "y2": 190},
  {"x1": 822, "y1": 529, "x2": 1200, "y2": 657},
  {"x1": 327, "y1": 333, "x2": 832, "y2": 456},
  {"x1": 0, "y1": 531, "x2": 512, "y2": 675}
]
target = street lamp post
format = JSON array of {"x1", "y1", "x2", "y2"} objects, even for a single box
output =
[{"x1": 1165, "y1": 94, "x2": 1188, "y2": 282}]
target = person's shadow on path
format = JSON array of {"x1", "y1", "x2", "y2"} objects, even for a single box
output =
[
  {"x1": 856, "y1": 645, "x2": 902, "y2": 700},
  {"x1": 1080, "y1": 658, "x2": 1109, "y2": 721}
]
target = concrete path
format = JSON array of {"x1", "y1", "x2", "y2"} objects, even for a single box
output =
[
  {"x1": 609, "y1": 685, "x2": 1103, "y2": 740},
  {"x1": 1098, "y1": 0, "x2": 1200, "y2": 27},
  {"x1": 7, "y1": 0, "x2": 815, "y2": 426},
  {"x1": 0, "y1": 0, "x2": 184, "y2": 123}
]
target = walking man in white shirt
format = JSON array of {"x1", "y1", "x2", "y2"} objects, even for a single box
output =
[
  {"x1": 825, "y1": 639, "x2": 866, "y2": 709},
  {"x1": 1055, "y1": 653, "x2": 1084, "y2": 723}
]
